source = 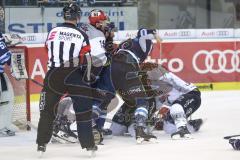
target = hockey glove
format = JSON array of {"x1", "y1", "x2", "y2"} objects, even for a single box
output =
[
  {"x1": 158, "y1": 104, "x2": 170, "y2": 119},
  {"x1": 137, "y1": 29, "x2": 157, "y2": 38},
  {"x1": 229, "y1": 139, "x2": 240, "y2": 150},
  {"x1": 92, "y1": 128, "x2": 103, "y2": 145}
]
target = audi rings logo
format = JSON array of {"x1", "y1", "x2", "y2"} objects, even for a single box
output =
[
  {"x1": 179, "y1": 31, "x2": 191, "y2": 37},
  {"x1": 21, "y1": 35, "x2": 36, "y2": 42},
  {"x1": 192, "y1": 50, "x2": 240, "y2": 74},
  {"x1": 216, "y1": 31, "x2": 229, "y2": 36}
]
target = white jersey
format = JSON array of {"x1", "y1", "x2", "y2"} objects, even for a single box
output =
[
  {"x1": 147, "y1": 67, "x2": 197, "y2": 104},
  {"x1": 79, "y1": 23, "x2": 107, "y2": 67},
  {"x1": 161, "y1": 72, "x2": 196, "y2": 103}
]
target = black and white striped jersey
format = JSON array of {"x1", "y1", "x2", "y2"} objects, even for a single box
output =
[{"x1": 46, "y1": 23, "x2": 91, "y2": 68}]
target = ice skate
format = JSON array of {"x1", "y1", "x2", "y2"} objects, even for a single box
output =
[
  {"x1": 86, "y1": 145, "x2": 98, "y2": 157},
  {"x1": 171, "y1": 126, "x2": 192, "y2": 140},
  {"x1": 52, "y1": 130, "x2": 78, "y2": 143},
  {"x1": 188, "y1": 118, "x2": 203, "y2": 132},
  {"x1": 37, "y1": 144, "x2": 46, "y2": 158},
  {"x1": 0, "y1": 128, "x2": 15, "y2": 137},
  {"x1": 101, "y1": 128, "x2": 112, "y2": 138},
  {"x1": 135, "y1": 126, "x2": 157, "y2": 144}
]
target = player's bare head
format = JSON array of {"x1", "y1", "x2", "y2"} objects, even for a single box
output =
[
  {"x1": 63, "y1": 3, "x2": 82, "y2": 24},
  {"x1": 89, "y1": 9, "x2": 110, "y2": 29}
]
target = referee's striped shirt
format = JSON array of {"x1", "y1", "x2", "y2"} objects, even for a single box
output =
[{"x1": 46, "y1": 23, "x2": 91, "y2": 68}]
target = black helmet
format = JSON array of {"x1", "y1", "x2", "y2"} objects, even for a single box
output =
[{"x1": 63, "y1": 3, "x2": 81, "y2": 21}]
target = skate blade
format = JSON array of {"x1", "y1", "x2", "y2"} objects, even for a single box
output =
[
  {"x1": 103, "y1": 135, "x2": 113, "y2": 139},
  {"x1": 89, "y1": 150, "x2": 96, "y2": 158},
  {"x1": 171, "y1": 134, "x2": 193, "y2": 140},
  {"x1": 136, "y1": 138, "x2": 158, "y2": 144},
  {"x1": 38, "y1": 151, "x2": 44, "y2": 158},
  {"x1": 136, "y1": 137, "x2": 144, "y2": 144},
  {"x1": 149, "y1": 138, "x2": 158, "y2": 143}
]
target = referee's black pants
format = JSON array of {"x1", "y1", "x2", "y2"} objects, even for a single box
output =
[{"x1": 36, "y1": 67, "x2": 95, "y2": 149}]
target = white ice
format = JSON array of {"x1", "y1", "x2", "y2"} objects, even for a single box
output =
[{"x1": 0, "y1": 90, "x2": 240, "y2": 160}]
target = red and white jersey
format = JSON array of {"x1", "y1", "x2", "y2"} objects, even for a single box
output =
[{"x1": 79, "y1": 23, "x2": 107, "y2": 67}]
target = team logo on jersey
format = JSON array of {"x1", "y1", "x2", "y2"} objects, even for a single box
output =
[
  {"x1": 59, "y1": 31, "x2": 81, "y2": 41},
  {"x1": 48, "y1": 31, "x2": 57, "y2": 40}
]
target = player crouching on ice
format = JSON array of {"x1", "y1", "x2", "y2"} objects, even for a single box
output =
[
  {"x1": 51, "y1": 28, "x2": 161, "y2": 144},
  {"x1": 0, "y1": 32, "x2": 20, "y2": 137},
  {"x1": 110, "y1": 62, "x2": 203, "y2": 140},
  {"x1": 109, "y1": 29, "x2": 160, "y2": 143},
  {"x1": 140, "y1": 62, "x2": 203, "y2": 139}
]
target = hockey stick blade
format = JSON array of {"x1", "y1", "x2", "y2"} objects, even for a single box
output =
[
  {"x1": 0, "y1": 101, "x2": 9, "y2": 106},
  {"x1": 223, "y1": 134, "x2": 240, "y2": 140}
]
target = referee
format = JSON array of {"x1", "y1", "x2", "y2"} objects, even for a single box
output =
[{"x1": 36, "y1": 3, "x2": 97, "y2": 154}]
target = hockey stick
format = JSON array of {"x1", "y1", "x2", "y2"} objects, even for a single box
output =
[
  {"x1": 28, "y1": 78, "x2": 44, "y2": 87},
  {"x1": 0, "y1": 101, "x2": 9, "y2": 106},
  {"x1": 153, "y1": 32, "x2": 163, "y2": 59},
  {"x1": 223, "y1": 134, "x2": 240, "y2": 140}
]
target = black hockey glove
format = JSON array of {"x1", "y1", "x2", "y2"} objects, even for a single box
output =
[
  {"x1": 92, "y1": 128, "x2": 103, "y2": 145},
  {"x1": 137, "y1": 29, "x2": 157, "y2": 38},
  {"x1": 229, "y1": 139, "x2": 240, "y2": 150}
]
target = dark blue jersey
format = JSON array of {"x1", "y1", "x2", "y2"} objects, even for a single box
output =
[
  {"x1": 0, "y1": 33, "x2": 11, "y2": 65},
  {"x1": 131, "y1": 38, "x2": 153, "y2": 63}
]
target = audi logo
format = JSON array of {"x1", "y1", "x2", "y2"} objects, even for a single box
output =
[
  {"x1": 216, "y1": 31, "x2": 229, "y2": 36},
  {"x1": 192, "y1": 50, "x2": 240, "y2": 74},
  {"x1": 21, "y1": 35, "x2": 36, "y2": 42},
  {"x1": 178, "y1": 31, "x2": 191, "y2": 37}
]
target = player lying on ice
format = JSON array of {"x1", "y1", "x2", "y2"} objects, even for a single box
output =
[{"x1": 110, "y1": 62, "x2": 203, "y2": 140}]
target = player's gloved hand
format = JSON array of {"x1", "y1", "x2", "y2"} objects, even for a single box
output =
[
  {"x1": 148, "y1": 29, "x2": 157, "y2": 35},
  {"x1": 92, "y1": 127, "x2": 103, "y2": 145},
  {"x1": 137, "y1": 28, "x2": 157, "y2": 37},
  {"x1": 229, "y1": 139, "x2": 240, "y2": 150},
  {"x1": 105, "y1": 41, "x2": 115, "y2": 54},
  {"x1": 158, "y1": 104, "x2": 170, "y2": 119}
]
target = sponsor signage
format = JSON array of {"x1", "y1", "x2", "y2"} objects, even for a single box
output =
[
  {"x1": 19, "y1": 39, "x2": 240, "y2": 94},
  {"x1": 4, "y1": 29, "x2": 239, "y2": 44},
  {"x1": 147, "y1": 40, "x2": 240, "y2": 83},
  {"x1": 158, "y1": 29, "x2": 196, "y2": 39},
  {"x1": 5, "y1": 7, "x2": 138, "y2": 33},
  {"x1": 196, "y1": 29, "x2": 234, "y2": 38}
]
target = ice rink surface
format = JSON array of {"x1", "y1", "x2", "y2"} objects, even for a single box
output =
[{"x1": 0, "y1": 90, "x2": 240, "y2": 160}]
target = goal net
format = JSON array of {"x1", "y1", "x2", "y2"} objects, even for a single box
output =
[{"x1": 6, "y1": 47, "x2": 31, "y2": 130}]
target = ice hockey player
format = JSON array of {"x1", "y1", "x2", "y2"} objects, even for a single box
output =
[
  {"x1": 51, "y1": 97, "x2": 78, "y2": 144},
  {"x1": 0, "y1": 32, "x2": 18, "y2": 137},
  {"x1": 110, "y1": 28, "x2": 160, "y2": 143},
  {"x1": 110, "y1": 62, "x2": 202, "y2": 140},
  {"x1": 140, "y1": 62, "x2": 203, "y2": 139},
  {"x1": 51, "y1": 28, "x2": 160, "y2": 144},
  {"x1": 79, "y1": 9, "x2": 116, "y2": 136},
  {"x1": 36, "y1": 3, "x2": 99, "y2": 156}
]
